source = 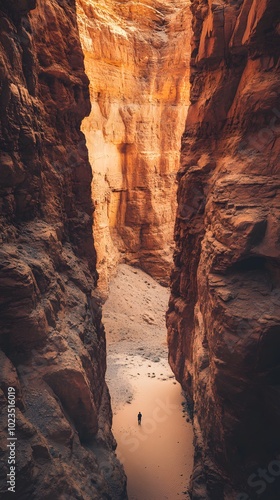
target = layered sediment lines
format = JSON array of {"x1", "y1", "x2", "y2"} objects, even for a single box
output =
[
  {"x1": 167, "y1": 0, "x2": 280, "y2": 498},
  {"x1": 0, "y1": 1, "x2": 126, "y2": 498},
  {"x1": 77, "y1": 0, "x2": 191, "y2": 293}
]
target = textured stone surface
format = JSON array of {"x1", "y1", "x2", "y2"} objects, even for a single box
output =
[
  {"x1": 77, "y1": 0, "x2": 191, "y2": 293},
  {"x1": 0, "y1": 1, "x2": 126, "y2": 498},
  {"x1": 167, "y1": 0, "x2": 280, "y2": 498}
]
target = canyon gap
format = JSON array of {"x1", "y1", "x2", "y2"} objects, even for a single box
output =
[
  {"x1": 0, "y1": 0, "x2": 279, "y2": 499},
  {"x1": 0, "y1": 0, "x2": 192, "y2": 498}
]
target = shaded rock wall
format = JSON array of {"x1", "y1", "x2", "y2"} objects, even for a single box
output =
[
  {"x1": 0, "y1": 1, "x2": 126, "y2": 498},
  {"x1": 77, "y1": 0, "x2": 191, "y2": 293},
  {"x1": 167, "y1": 0, "x2": 280, "y2": 498}
]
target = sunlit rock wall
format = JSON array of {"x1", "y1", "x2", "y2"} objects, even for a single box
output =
[
  {"x1": 77, "y1": 0, "x2": 191, "y2": 293},
  {"x1": 0, "y1": 1, "x2": 126, "y2": 498},
  {"x1": 167, "y1": 0, "x2": 280, "y2": 498}
]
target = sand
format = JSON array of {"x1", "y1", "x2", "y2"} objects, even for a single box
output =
[{"x1": 103, "y1": 264, "x2": 194, "y2": 500}]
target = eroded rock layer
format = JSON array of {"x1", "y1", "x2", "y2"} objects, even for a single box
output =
[
  {"x1": 0, "y1": 1, "x2": 126, "y2": 498},
  {"x1": 167, "y1": 0, "x2": 280, "y2": 498},
  {"x1": 77, "y1": 0, "x2": 191, "y2": 293}
]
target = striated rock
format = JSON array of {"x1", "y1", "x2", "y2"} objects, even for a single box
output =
[
  {"x1": 77, "y1": 0, "x2": 192, "y2": 294},
  {"x1": 0, "y1": 1, "x2": 126, "y2": 498},
  {"x1": 167, "y1": 0, "x2": 280, "y2": 498}
]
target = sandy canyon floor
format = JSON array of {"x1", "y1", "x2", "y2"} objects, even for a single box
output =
[{"x1": 103, "y1": 264, "x2": 194, "y2": 500}]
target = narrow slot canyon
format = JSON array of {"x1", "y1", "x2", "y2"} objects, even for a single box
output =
[
  {"x1": 0, "y1": 1, "x2": 279, "y2": 500},
  {"x1": 76, "y1": 2, "x2": 194, "y2": 497}
]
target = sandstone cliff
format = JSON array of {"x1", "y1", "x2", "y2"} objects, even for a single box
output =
[
  {"x1": 0, "y1": 1, "x2": 126, "y2": 498},
  {"x1": 77, "y1": 0, "x2": 191, "y2": 293},
  {"x1": 167, "y1": 0, "x2": 280, "y2": 498}
]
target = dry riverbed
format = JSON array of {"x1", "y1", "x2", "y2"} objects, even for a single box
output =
[{"x1": 103, "y1": 264, "x2": 194, "y2": 500}]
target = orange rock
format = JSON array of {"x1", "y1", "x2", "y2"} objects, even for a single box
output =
[
  {"x1": 167, "y1": 0, "x2": 280, "y2": 497},
  {"x1": 77, "y1": 0, "x2": 192, "y2": 294}
]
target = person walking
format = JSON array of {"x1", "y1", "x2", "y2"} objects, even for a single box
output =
[{"x1": 138, "y1": 411, "x2": 142, "y2": 425}]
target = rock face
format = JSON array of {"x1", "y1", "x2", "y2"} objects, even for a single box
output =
[
  {"x1": 167, "y1": 0, "x2": 280, "y2": 498},
  {"x1": 77, "y1": 0, "x2": 191, "y2": 293},
  {"x1": 0, "y1": 1, "x2": 126, "y2": 498}
]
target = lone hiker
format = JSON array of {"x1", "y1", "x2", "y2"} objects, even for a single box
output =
[{"x1": 138, "y1": 411, "x2": 142, "y2": 425}]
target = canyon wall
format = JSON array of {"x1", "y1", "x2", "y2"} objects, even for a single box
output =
[
  {"x1": 77, "y1": 0, "x2": 191, "y2": 294},
  {"x1": 167, "y1": 0, "x2": 280, "y2": 498},
  {"x1": 0, "y1": 1, "x2": 126, "y2": 498}
]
